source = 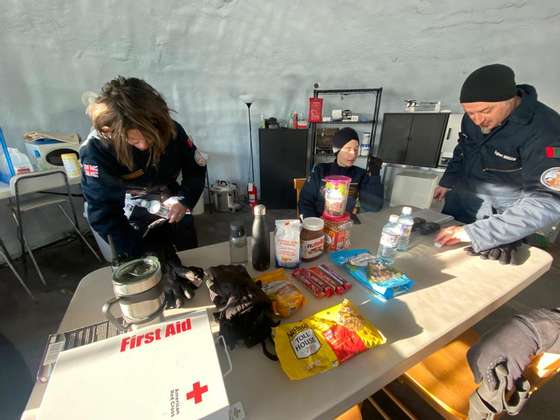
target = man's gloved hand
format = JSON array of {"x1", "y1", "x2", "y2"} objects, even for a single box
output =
[
  {"x1": 467, "y1": 315, "x2": 540, "y2": 391},
  {"x1": 464, "y1": 240, "x2": 523, "y2": 265},
  {"x1": 162, "y1": 261, "x2": 205, "y2": 309}
]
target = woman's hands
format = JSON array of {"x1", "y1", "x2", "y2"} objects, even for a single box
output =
[{"x1": 163, "y1": 197, "x2": 190, "y2": 223}]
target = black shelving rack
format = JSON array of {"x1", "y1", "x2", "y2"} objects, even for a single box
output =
[{"x1": 306, "y1": 88, "x2": 383, "y2": 175}]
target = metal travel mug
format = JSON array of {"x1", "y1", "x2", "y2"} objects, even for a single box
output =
[{"x1": 102, "y1": 256, "x2": 165, "y2": 330}]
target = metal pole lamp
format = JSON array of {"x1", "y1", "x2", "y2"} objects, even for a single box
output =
[{"x1": 240, "y1": 94, "x2": 255, "y2": 184}]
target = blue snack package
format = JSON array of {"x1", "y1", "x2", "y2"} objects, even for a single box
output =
[{"x1": 329, "y1": 249, "x2": 415, "y2": 299}]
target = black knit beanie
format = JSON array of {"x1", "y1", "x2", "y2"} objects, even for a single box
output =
[
  {"x1": 460, "y1": 64, "x2": 516, "y2": 103},
  {"x1": 332, "y1": 127, "x2": 359, "y2": 152}
]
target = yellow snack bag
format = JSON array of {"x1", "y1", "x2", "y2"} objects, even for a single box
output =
[
  {"x1": 274, "y1": 299, "x2": 386, "y2": 380},
  {"x1": 255, "y1": 269, "x2": 306, "y2": 318}
]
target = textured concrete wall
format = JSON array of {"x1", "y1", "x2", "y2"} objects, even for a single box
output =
[{"x1": 1, "y1": 0, "x2": 559, "y2": 256}]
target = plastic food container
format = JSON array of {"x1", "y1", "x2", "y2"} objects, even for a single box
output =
[
  {"x1": 323, "y1": 175, "x2": 351, "y2": 216},
  {"x1": 61, "y1": 153, "x2": 81, "y2": 178},
  {"x1": 322, "y1": 211, "x2": 352, "y2": 251}
]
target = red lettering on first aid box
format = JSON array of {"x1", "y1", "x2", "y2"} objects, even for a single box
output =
[{"x1": 119, "y1": 318, "x2": 192, "y2": 352}]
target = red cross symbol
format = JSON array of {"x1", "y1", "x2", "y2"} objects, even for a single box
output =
[{"x1": 186, "y1": 381, "x2": 208, "y2": 404}]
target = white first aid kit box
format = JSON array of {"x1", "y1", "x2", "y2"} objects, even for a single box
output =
[{"x1": 38, "y1": 311, "x2": 230, "y2": 420}]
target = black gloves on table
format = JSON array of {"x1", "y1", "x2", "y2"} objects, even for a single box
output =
[
  {"x1": 464, "y1": 240, "x2": 522, "y2": 265},
  {"x1": 411, "y1": 217, "x2": 441, "y2": 235},
  {"x1": 161, "y1": 259, "x2": 204, "y2": 309},
  {"x1": 141, "y1": 219, "x2": 204, "y2": 309},
  {"x1": 206, "y1": 265, "x2": 276, "y2": 351}
]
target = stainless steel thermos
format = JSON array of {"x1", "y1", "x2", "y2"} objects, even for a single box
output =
[{"x1": 102, "y1": 256, "x2": 165, "y2": 330}]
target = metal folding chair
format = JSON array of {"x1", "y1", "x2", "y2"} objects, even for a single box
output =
[
  {"x1": 8, "y1": 170, "x2": 101, "y2": 286},
  {"x1": 0, "y1": 237, "x2": 34, "y2": 299}
]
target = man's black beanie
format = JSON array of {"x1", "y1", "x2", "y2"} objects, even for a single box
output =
[
  {"x1": 460, "y1": 64, "x2": 517, "y2": 103},
  {"x1": 332, "y1": 127, "x2": 359, "y2": 151}
]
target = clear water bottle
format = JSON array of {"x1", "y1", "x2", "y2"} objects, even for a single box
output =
[
  {"x1": 139, "y1": 199, "x2": 170, "y2": 219},
  {"x1": 397, "y1": 206, "x2": 414, "y2": 251},
  {"x1": 251, "y1": 204, "x2": 270, "y2": 271},
  {"x1": 229, "y1": 222, "x2": 248, "y2": 264},
  {"x1": 377, "y1": 214, "x2": 401, "y2": 265}
]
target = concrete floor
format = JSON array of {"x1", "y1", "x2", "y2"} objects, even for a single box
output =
[{"x1": 0, "y1": 206, "x2": 558, "y2": 420}]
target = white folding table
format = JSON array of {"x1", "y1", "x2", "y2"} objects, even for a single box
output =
[{"x1": 22, "y1": 209, "x2": 553, "y2": 420}]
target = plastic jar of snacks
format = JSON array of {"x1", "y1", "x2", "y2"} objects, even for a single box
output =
[{"x1": 323, "y1": 175, "x2": 351, "y2": 216}]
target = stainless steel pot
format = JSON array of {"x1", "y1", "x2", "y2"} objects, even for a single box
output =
[
  {"x1": 102, "y1": 256, "x2": 165, "y2": 330},
  {"x1": 210, "y1": 181, "x2": 240, "y2": 212}
]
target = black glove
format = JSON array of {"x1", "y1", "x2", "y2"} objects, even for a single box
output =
[
  {"x1": 411, "y1": 217, "x2": 440, "y2": 235},
  {"x1": 207, "y1": 265, "x2": 275, "y2": 349},
  {"x1": 465, "y1": 240, "x2": 522, "y2": 265},
  {"x1": 140, "y1": 220, "x2": 204, "y2": 309},
  {"x1": 162, "y1": 261, "x2": 205, "y2": 309},
  {"x1": 412, "y1": 217, "x2": 426, "y2": 231},
  {"x1": 206, "y1": 265, "x2": 261, "y2": 312}
]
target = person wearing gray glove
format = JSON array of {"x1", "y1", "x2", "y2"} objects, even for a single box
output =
[
  {"x1": 467, "y1": 308, "x2": 560, "y2": 391},
  {"x1": 464, "y1": 240, "x2": 523, "y2": 265}
]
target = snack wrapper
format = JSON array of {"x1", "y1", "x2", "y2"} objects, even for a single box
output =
[
  {"x1": 274, "y1": 299, "x2": 385, "y2": 380},
  {"x1": 256, "y1": 269, "x2": 306, "y2": 318},
  {"x1": 330, "y1": 249, "x2": 415, "y2": 299}
]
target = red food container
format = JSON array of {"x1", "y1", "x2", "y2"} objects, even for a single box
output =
[{"x1": 322, "y1": 211, "x2": 352, "y2": 251}]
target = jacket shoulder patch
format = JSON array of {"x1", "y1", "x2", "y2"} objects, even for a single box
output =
[
  {"x1": 194, "y1": 150, "x2": 207, "y2": 167},
  {"x1": 545, "y1": 146, "x2": 560, "y2": 158},
  {"x1": 541, "y1": 167, "x2": 560, "y2": 191},
  {"x1": 83, "y1": 164, "x2": 99, "y2": 178}
]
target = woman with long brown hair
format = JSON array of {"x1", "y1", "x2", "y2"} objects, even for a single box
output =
[{"x1": 80, "y1": 76, "x2": 207, "y2": 307}]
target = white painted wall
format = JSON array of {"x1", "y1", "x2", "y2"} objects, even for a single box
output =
[{"x1": 1, "y1": 0, "x2": 559, "y2": 257}]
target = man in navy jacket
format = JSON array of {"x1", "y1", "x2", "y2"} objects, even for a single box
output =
[{"x1": 435, "y1": 64, "x2": 560, "y2": 252}]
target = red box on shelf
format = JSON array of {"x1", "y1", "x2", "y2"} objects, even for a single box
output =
[{"x1": 308, "y1": 97, "x2": 323, "y2": 123}]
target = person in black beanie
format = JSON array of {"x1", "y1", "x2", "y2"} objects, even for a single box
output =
[
  {"x1": 433, "y1": 64, "x2": 560, "y2": 259},
  {"x1": 299, "y1": 127, "x2": 384, "y2": 218},
  {"x1": 432, "y1": 67, "x2": 560, "y2": 418}
]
